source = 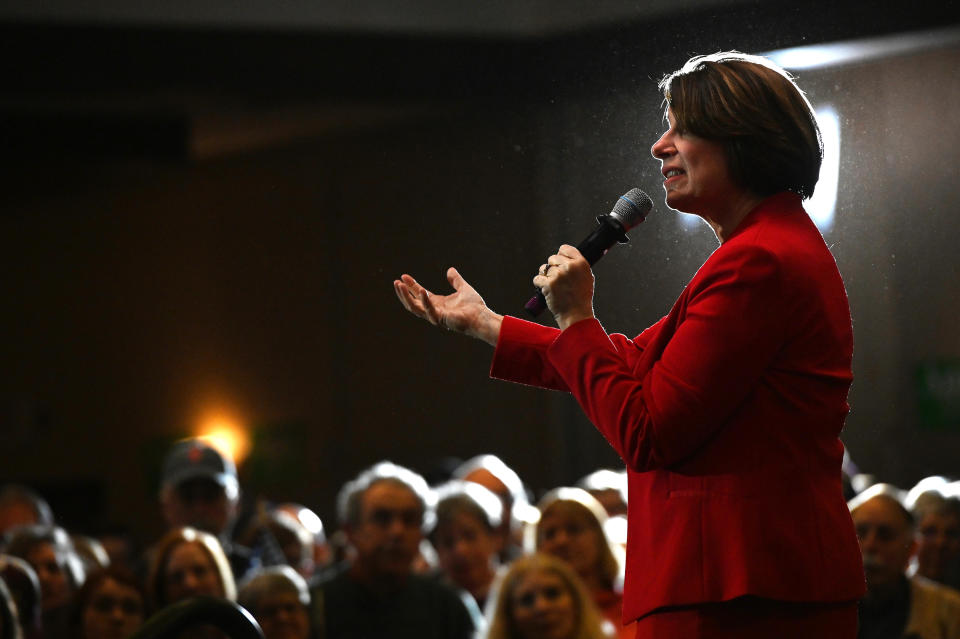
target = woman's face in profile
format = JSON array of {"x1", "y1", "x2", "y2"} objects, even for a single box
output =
[
  {"x1": 81, "y1": 577, "x2": 144, "y2": 639},
  {"x1": 25, "y1": 542, "x2": 71, "y2": 611},
  {"x1": 651, "y1": 109, "x2": 738, "y2": 217},
  {"x1": 510, "y1": 568, "x2": 576, "y2": 639},
  {"x1": 163, "y1": 541, "x2": 223, "y2": 604}
]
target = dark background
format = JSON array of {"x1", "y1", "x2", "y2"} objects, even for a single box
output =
[{"x1": 2, "y1": 0, "x2": 959, "y2": 542}]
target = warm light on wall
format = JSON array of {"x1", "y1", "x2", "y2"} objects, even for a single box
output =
[{"x1": 194, "y1": 415, "x2": 252, "y2": 465}]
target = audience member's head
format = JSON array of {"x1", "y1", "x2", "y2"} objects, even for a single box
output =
[
  {"x1": 849, "y1": 484, "x2": 915, "y2": 597},
  {"x1": 237, "y1": 506, "x2": 317, "y2": 579},
  {"x1": 485, "y1": 553, "x2": 607, "y2": 639},
  {"x1": 453, "y1": 455, "x2": 531, "y2": 558},
  {"x1": 274, "y1": 503, "x2": 330, "y2": 575},
  {"x1": 532, "y1": 488, "x2": 622, "y2": 595},
  {"x1": 5, "y1": 526, "x2": 84, "y2": 613},
  {"x1": 0, "y1": 487, "x2": 53, "y2": 537},
  {"x1": 69, "y1": 567, "x2": 145, "y2": 639},
  {"x1": 237, "y1": 565, "x2": 310, "y2": 639},
  {"x1": 336, "y1": 461, "x2": 435, "y2": 588},
  {"x1": 0, "y1": 555, "x2": 40, "y2": 639},
  {"x1": 146, "y1": 527, "x2": 236, "y2": 613},
  {"x1": 159, "y1": 439, "x2": 240, "y2": 538},
  {"x1": 576, "y1": 469, "x2": 627, "y2": 518},
  {"x1": 69, "y1": 536, "x2": 110, "y2": 576},
  {"x1": 429, "y1": 481, "x2": 502, "y2": 606},
  {"x1": 91, "y1": 524, "x2": 140, "y2": 574},
  {"x1": 909, "y1": 487, "x2": 960, "y2": 587}
]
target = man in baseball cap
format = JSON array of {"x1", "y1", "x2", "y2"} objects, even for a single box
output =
[
  {"x1": 160, "y1": 438, "x2": 240, "y2": 537},
  {"x1": 157, "y1": 438, "x2": 252, "y2": 580}
]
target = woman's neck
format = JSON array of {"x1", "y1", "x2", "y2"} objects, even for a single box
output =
[{"x1": 702, "y1": 190, "x2": 765, "y2": 243}]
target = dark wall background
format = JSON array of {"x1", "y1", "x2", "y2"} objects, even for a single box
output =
[{"x1": 1, "y1": 3, "x2": 959, "y2": 541}]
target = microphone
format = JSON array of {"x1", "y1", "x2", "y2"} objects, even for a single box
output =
[{"x1": 524, "y1": 188, "x2": 653, "y2": 317}]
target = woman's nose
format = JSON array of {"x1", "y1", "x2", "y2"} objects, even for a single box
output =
[
  {"x1": 651, "y1": 130, "x2": 672, "y2": 159},
  {"x1": 531, "y1": 592, "x2": 552, "y2": 612}
]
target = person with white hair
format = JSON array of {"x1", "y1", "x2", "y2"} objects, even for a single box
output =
[
  {"x1": 849, "y1": 483, "x2": 960, "y2": 639},
  {"x1": 310, "y1": 461, "x2": 474, "y2": 639}
]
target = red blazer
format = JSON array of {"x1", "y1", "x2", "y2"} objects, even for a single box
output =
[{"x1": 491, "y1": 192, "x2": 865, "y2": 622}]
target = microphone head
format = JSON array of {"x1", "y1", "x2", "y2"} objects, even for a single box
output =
[{"x1": 610, "y1": 188, "x2": 653, "y2": 231}]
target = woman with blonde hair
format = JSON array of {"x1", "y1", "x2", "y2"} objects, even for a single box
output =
[
  {"x1": 485, "y1": 553, "x2": 608, "y2": 639},
  {"x1": 145, "y1": 527, "x2": 236, "y2": 639},
  {"x1": 531, "y1": 488, "x2": 628, "y2": 638}
]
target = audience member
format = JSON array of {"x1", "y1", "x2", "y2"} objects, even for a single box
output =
[
  {"x1": 310, "y1": 461, "x2": 474, "y2": 639},
  {"x1": 0, "y1": 556, "x2": 40, "y2": 639},
  {"x1": 146, "y1": 527, "x2": 237, "y2": 639},
  {"x1": 238, "y1": 565, "x2": 310, "y2": 639},
  {"x1": 158, "y1": 438, "x2": 252, "y2": 581},
  {"x1": 576, "y1": 470, "x2": 628, "y2": 518},
  {"x1": 5, "y1": 525, "x2": 85, "y2": 639},
  {"x1": 454, "y1": 455, "x2": 532, "y2": 561},
  {"x1": 275, "y1": 504, "x2": 331, "y2": 577},
  {"x1": 236, "y1": 506, "x2": 311, "y2": 575},
  {"x1": 92, "y1": 524, "x2": 140, "y2": 574},
  {"x1": 146, "y1": 526, "x2": 236, "y2": 613},
  {"x1": 531, "y1": 488, "x2": 629, "y2": 638},
  {"x1": 70, "y1": 535, "x2": 111, "y2": 575},
  {"x1": 430, "y1": 480, "x2": 502, "y2": 611},
  {"x1": 70, "y1": 567, "x2": 145, "y2": 639},
  {"x1": 849, "y1": 484, "x2": 960, "y2": 639},
  {"x1": 909, "y1": 487, "x2": 960, "y2": 591},
  {"x1": 0, "y1": 487, "x2": 53, "y2": 537},
  {"x1": 485, "y1": 552, "x2": 608, "y2": 639}
]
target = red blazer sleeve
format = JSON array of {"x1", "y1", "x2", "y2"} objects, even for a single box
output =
[
  {"x1": 545, "y1": 244, "x2": 785, "y2": 471},
  {"x1": 490, "y1": 315, "x2": 666, "y2": 392}
]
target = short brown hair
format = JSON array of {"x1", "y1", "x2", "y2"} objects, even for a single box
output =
[{"x1": 660, "y1": 51, "x2": 822, "y2": 199}]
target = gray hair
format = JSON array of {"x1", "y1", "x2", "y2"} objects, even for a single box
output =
[
  {"x1": 911, "y1": 490, "x2": 960, "y2": 522},
  {"x1": 237, "y1": 565, "x2": 310, "y2": 611},
  {"x1": 431, "y1": 480, "x2": 503, "y2": 536},
  {"x1": 848, "y1": 483, "x2": 914, "y2": 530},
  {"x1": 336, "y1": 461, "x2": 436, "y2": 531}
]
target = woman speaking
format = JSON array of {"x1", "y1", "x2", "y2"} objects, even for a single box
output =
[{"x1": 394, "y1": 51, "x2": 865, "y2": 638}]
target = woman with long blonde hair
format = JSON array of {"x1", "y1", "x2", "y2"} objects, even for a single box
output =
[{"x1": 485, "y1": 553, "x2": 608, "y2": 639}]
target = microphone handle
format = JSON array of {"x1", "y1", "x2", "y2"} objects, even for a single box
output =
[{"x1": 524, "y1": 216, "x2": 629, "y2": 317}]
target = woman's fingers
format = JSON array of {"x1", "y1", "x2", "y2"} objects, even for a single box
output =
[
  {"x1": 395, "y1": 276, "x2": 432, "y2": 321},
  {"x1": 393, "y1": 280, "x2": 415, "y2": 312},
  {"x1": 447, "y1": 267, "x2": 464, "y2": 289},
  {"x1": 419, "y1": 287, "x2": 442, "y2": 326}
]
